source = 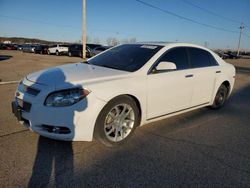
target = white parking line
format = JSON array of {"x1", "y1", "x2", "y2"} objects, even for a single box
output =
[{"x1": 0, "y1": 80, "x2": 19, "y2": 85}]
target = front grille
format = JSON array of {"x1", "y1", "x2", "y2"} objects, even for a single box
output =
[
  {"x1": 23, "y1": 84, "x2": 40, "y2": 96},
  {"x1": 17, "y1": 98, "x2": 32, "y2": 112}
]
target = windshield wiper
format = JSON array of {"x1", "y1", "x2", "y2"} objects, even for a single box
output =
[
  {"x1": 101, "y1": 65, "x2": 122, "y2": 71},
  {"x1": 82, "y1": 60, "x2": 89, "y2": 64}
]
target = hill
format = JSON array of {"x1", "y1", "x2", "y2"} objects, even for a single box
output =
[{"x1": 0, "y1": 37, "x2": 63, "y2": 45}]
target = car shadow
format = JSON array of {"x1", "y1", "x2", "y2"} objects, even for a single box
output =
[
  {"x1": 27, "y1": 68, "x2": 87, "y2": 187},
  {"x1": 0, "y1": 55, "x2": 12, "y2": 61}
]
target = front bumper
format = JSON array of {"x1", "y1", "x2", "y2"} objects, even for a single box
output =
[
  {"x1": 12, "y1": 101, "x2": 22, "y2": 121},
  {"x1": 12, "y1": 78, "x2": 106, "y2": 141}
]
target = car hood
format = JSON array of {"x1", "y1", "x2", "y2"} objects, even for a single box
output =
[{"x1": 26, "y1": 63, "x2": 129, "y2": 87}]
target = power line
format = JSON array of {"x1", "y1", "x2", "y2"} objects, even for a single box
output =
[
  {"x1": 0, "y1": 14, "x2": 147, "y2": 38},
  {"x1": 181, "y1": 0, "x2": 241, "y2": 24},
  {"x1": 135, "y1": 0, "x2": 239, "y2": 34},
  {"x1": 0, "y1": 14, "x2": 80, "y2": 29},
  {"x1": 0, "y1": 14, "x2": 157, "y2": 41}
]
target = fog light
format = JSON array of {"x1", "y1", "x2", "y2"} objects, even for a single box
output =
[
  {"x1": 42, "y1": 125, "x2": 71, "y2": 134},
  {"x1": 52, "y1": 127, "x2": 60, "y2": 134}
]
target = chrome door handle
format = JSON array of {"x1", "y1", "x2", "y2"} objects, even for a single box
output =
[
  {"x1": 185, "y1": 74, "x2": 193, "y2": 78},
  {"x1": 216, "y1": 71, "x2": 221, "y2": 73}
]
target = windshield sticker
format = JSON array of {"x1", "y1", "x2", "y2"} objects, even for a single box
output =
[{"x1": 140, "y1": 45, "x2": 158, "y2": 49}]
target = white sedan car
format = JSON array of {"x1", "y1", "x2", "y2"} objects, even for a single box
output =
[{"x1": 12, "y1": 43, "x2": 235, "y2": 146}]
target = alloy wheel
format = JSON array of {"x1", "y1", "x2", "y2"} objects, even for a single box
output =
[{"x1": 104, "y1": 104, "x2": 135, "y2": 142}]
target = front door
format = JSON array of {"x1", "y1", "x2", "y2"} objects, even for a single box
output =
[{"x1": 146, "y1": 47, "x2": 193, "y2": 119}]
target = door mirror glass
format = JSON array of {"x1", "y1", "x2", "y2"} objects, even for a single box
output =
[{"x1": 156, "y1": 61, "x2": 177, "y2": 72}]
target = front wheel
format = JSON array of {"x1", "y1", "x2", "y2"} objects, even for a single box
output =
[
  {"x1": 210, "y1": 84, "x2": 229, "y2": 109},
  {"x1": 94, "y1": 96, "x2": 140, "y2": 147},
  {"x1": 56, "y1": 51, "x2": 60, "y2": 56}
]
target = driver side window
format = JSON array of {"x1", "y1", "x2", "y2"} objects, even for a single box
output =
[{"x1": 156, "y1": 47, "x2": 189, "y2": 71}]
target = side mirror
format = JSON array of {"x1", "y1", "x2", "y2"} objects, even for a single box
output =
[{"x1": 156, "y1": 61, "x2": 177, "y2": 71}]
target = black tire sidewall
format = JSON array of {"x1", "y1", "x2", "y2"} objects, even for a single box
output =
[
  {"x1": 94, "y1": 96, "x2": 140, "y2": 147},
  {"x1": 211, "y1": 84, "x2": 228, "y2": 109}
]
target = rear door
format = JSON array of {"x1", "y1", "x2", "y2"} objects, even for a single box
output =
[
  {"x1": 187, "y1": 47, "x2": 218, "y2": 106},
  {"x1": 146, "y1": 47, "x2": 193, "y2": 119}
]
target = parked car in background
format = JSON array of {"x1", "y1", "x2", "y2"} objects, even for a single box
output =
[
  {"x1": 2, "y1": 44, "x2": 17, "y2": 50},
  {"x1": 68, "y1": 44, "x2": 92, "y2": 58},
  {"x1": 92, "y1": 46, "x2": 110, "y2": 56},
  {"x1": 86, "y1": 43, "x2": 102, "y2": 51},
  {"x1": 34, "y1": 45, "x2": 49, "y2": 54},
  {"x1": 48, "y1": 44, "x2": 69, "y2": 55},
  {"x1": 17, "y1": 44, "x2": 24, "y2": 51},
  {"x1": 225, "y1": 51, "x2": 240, "y2": 59},
  {"x1": 22, "y1": 44, "x2": 37, "y2": 53},
  {"x1": 0, "y1": 43, "x2": 5, "y2": 50},
  {"x1": 216, "y1": 51, "x2": 229, "y2": 59},
  {"x1": 12, "y1": 43, "x2": 235, "y2": 147}
]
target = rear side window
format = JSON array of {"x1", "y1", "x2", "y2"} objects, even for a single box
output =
[
  {"x1": 188, "y1": 48, "x2": 212, "y2": 68},
  {"x1": 157, "y1": 47, "x2": 189, "y2": 70},
  {"x1": 208, "y1": 53, "x2": 219, "y2": 66}
]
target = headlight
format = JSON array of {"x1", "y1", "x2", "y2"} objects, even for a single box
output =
[{"x1": 45, "y1": 88, "x2": 91, "y2": 107}]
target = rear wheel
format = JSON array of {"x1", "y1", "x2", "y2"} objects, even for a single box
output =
[
  {"x1": 56, "y1": 51, "x2": 60, "y2": 56},
  {"x1": 94, "y1": 96, "x2": 140, "y2": 147},
  {"x1": 211, "y1": 84, "x2": 228, "y2": 109}
]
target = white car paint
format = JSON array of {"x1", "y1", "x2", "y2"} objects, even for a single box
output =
[{"x1": 13, "y1": 43, "x2": 235, "y2": 141}]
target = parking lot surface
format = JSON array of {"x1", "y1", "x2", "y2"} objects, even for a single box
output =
[{"x1": 0, "y1": 50, "x2": 250, "y2": 187}]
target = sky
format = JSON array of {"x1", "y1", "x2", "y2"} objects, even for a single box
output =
[{"x1": 0, "y1": 0, "x2": 250, "y2": 50}]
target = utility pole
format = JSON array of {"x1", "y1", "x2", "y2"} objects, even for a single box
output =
[
  {"x1": 82, "y1": 0, "x2": 86, "y2": 59},
  {"x1": 237, "y1": 22, "x2": 244, "y2": 56}
]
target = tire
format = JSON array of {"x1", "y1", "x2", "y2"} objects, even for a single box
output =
[
  {"x1": 210, "y1": 84, "x2": 229, "y2": 109},
  {"x1": 94, "y1": 95, "x2": 140, "y2": 147},
  {"x1": 48, "y1": 50, "x2": 50, "y2": 55},
  {"x1": 56, "y1": 51, "x2": 60, "y2": 56},
  {"x1": 68, "y1": 52, "x2": 72, "y2": 57},
  {"x1": 40, "y1": 51, "x2": 43, "y2": 55}
]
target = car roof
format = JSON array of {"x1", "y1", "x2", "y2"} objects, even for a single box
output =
[
  {"x1": 134, "y1": 42, "x2": 213, "y2": 52},
  {"x1": 136, "y1": 42, "x2": 205, "y2": 48}
]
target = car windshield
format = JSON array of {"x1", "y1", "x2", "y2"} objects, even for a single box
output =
[{"x1": 87, "y1": 44, "x2": 163, "y2": 72}]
